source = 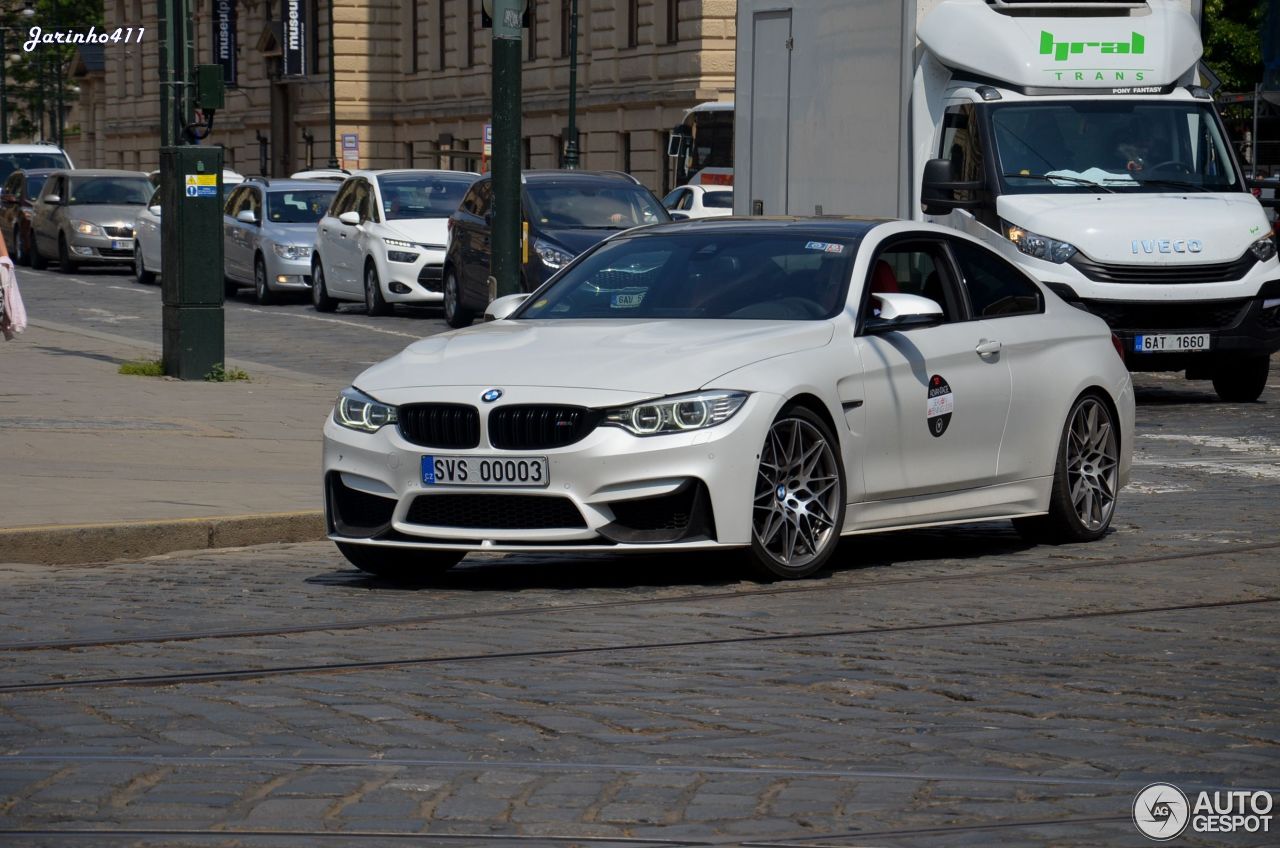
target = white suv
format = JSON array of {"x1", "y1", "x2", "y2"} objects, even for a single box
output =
[{"x1": 311, "y1": 169, "x2": 478, "y2": 315}]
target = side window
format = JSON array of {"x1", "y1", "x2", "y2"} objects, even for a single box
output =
[
  {"x1": 863, "y1": 241, "x2": 961, "y2": 324},
  {"x1": 459, "y1": 183, "x2": 481, "y2": 215},
  {"x1": 678, "y1": 191, "x2": 695, "y2": 211},
  {"x1": 351, "y1": 181, "x2": 372, "y2": 221},
  {"x1": 148, "y1": 187, "x2": 162, "y2": 208},
  {"x1": 950, "y1": 240, "x2": 1044, "y2": 318},
  {"x1": 3, "y1": 174, "x2": 17, "y2": 197},
  {"x1": 246, "y1": 188, "x2": 263, "y2": 222},
  {"x1": 661, "y1": 188, "x2": 683, "y2": 208},
  {"x1": 474, "y1": 181, "x2": 494, "y2": 218},
  {"x1": 329, "y1": 180, "x2": 356, "y2": 216},
  {"x1": 938, "y1": 104, "x2": 985, "y2": 197},
  {"x1": 224, "y1": 186, "x2": 244, "y2": 216}
]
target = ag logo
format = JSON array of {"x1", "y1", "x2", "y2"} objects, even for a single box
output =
[
  {"x1": 926, "y1": 374, "x2": 953, "y2": 437},
  {"x1": 1133, "y1": 783, "x2": 1190, "y2": 841}
]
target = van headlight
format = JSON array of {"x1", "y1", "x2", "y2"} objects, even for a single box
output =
[
  {"x1": 334, "y1": 387, "x2": 397, "y2": 433},
  {"x1": 1002, "y1": 220, "x2": 1078, "y2": 264},
  {"x1": 603, "y1": 391, "x2": 748, "y2": 436},
  {"x1": 1250, "y1": 235, "x2": 1277, "y2": 262}
]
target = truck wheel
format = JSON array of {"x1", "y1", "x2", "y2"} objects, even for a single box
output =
[{"x1": 1211, "y1": 356, "x2": 1270, "y2": 403}]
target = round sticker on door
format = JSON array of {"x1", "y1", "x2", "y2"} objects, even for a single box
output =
[{"x1": 927, "y1": 374, "x2": 953, "y2": 437}]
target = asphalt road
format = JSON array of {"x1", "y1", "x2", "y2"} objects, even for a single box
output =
[{"x1": 17, "y1": 263, "x2": 449, "y2": 386}]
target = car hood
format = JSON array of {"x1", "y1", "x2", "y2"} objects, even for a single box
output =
[
  {"x1": 355, "y1": 319, "x2": 835, "y2": 397},
  {"x1": 69, "y1": 204, "x2": 145, "y2": 228},
  {"x1": 997, "y1": 192, "x2": 1270, "y2": 264},
  {"x1": 536, "y1": 227, "x2": 625, "y2": 257},
  {"x1": 266, "y1": 222, "x2": 324, "y2": 244},
  {"x1": 380, "y1": 218, "x2": 450, "y2": 247}
]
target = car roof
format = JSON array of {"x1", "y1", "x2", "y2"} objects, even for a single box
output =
[
  {"x1": 9, "y1": 168, "x2": 59, "y2": 177},
  {"x1": 244, "y1": 178, "x2": 340, "y2": 192},
  {"x1": 619, "y1": 216, "x2": 893, "y2": 240},
  {"x1": 351, "y1": 169, "x2": 480, "y2": 179},
  {"x1": 515, "y1": 170, "x2": 644, "y2": 186},
  {"x1": 53, "y1": 169, "x2": 149, "y2": 178},
  {"x1": 0, "y1": 144, "x2": 69, "y2": 154}
]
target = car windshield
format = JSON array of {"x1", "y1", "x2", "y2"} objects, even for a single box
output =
[
  {"x1": 66, "y1": 176, "x2": 153, "y2": 205},
  {"x1": 517, "y1": 231, "x2": 858, "y2": 321},
  {"x1": 24, "y1": 174, "x2": 48, "y2": 200},
  {"x1": 702, "y1": 190, "x2": 733, "y2": 209},
  {"x1": 990, "y1": 101, "x2": 1239, "y2": 193},
  {"x1": 525, "y1": 184, "x2": 669, "y2": 230},
  {"x1": 377, "y1": 173, "x2": 475, "y2": 219},
  {"x1": 0, "y1": 152, "x2": 70, "y2": 182},
  {"x1": 268, "y1": 189, "x2": 337, "y2": 223}
]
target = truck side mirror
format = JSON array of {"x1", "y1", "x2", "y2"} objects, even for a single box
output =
[{"x1": 920, "y1": 158, "x2": 985, "y2": 214}]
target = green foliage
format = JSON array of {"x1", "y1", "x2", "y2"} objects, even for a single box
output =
[
  {"x1": 1203, "y1": 0, "x2": 1263, "y2": 93},
  {"x1": 118, "y1": 359, "x2": 164, "y2": 377},
  {"x1": 204, "y1": 363, "x2": 250, "y2": 382},
  {"x1": 1, "y1": 0, "x2": 104, "y2": 140}
]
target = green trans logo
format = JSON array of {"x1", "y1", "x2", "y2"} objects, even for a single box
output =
[{"x1": 1040, "y1": 31, "x2": 1145, "y2": 61}]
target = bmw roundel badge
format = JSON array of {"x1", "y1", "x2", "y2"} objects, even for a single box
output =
[{"x1": 481, "y1": 388, "x2": 504, "y2": 403}]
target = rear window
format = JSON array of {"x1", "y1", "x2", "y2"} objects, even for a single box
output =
[{"x1": 703, "y1": 191, "x2": 733, "y2": 209}]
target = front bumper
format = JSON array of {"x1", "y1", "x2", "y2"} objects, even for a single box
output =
[
  {"x1": 380, "y1": 247, "x2": 446, "y2": 304},
  {"x1": 322, "y1": 390, "x2": 774, "y2": 553},
  {"x1": 68, "y1": 232, "x2": 134, "y2": 263},
  {"x1": 263, "y1": 252, "x2": 314, "y2": 291}
]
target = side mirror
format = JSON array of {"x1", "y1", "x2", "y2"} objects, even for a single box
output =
[
  {"x1": 863, "y1": 292, "x2": 945, "y2": 333},
  {"x1": 148, "y1": 205, "x2": 161, "y2": 215},
  {"x1": 669, "y1": 211, "x2": 691, "y2": 221},
  {"x1": 338, "y1": 210, "x2": 361, "y2": 226},
  {"x1": 45, "y1": 194, "x2": 61, "y2": 204},
  {"x1": 920, "y1": 158, "x2": 985, "y2": 214},
  {"x1": 236, "y1": 209, "x2": 258, "y2": 224},
  {"x1": 484, "y1": 293, "x2": 531, "y2": 321}
]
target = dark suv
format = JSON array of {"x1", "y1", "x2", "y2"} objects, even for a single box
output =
[{"x1": 443, "y1": 170, "x2": 670, "y2": 327}]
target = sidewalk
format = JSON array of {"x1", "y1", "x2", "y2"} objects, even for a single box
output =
[{"x1": 0, "y1": 320, "x2": 338, "y2": 565}]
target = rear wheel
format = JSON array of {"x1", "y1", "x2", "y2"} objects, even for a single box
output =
[
  {"x1": 312, "y1": 259, "x2": 337, "y2": 312},
  {"x1": 1211, "y1": 355, "x2": 1269, "y2": 403},
  {"x1": 58, "y1": 234, "x2": 78, "y2": 273},
  {"x1": 254, "y1": 255, "x2": 276, "y2": 305},
  {"x1": 13, "y1": 226, "x2": 28, "y2": 266},
  {"x1": 747, "y1": 406, "x2": 846, "y2": 580},
  {"x1": 336, "y1": 542, "x2": 463, "y2": 582},
  {"x1": 364, "y1": 262, "x2": 390, "y2": 316},
  {"x1": 134, "y1": 240, "x2": 156, "y2": 285},
  {"x1": 1014, "y1": 393, "x2": 1119, "y2": 544},
  {"x1": 443, "y1": 267, "x2": 474, "y2": 328}
]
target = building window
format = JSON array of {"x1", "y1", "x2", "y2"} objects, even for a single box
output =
[
  {"x1": 131, "y1": 0, "x2": 143, "y2": 94},
  {"x1": 559, "y1": 0, "x2": 570, "y2": 58},
  {"x1": 526, "y1": 0, "x2": 538, "y2": 61},
  {"x1": 437, "y1": 0, "x2": 447, "y2": 70},
  {"x1": 465, "y1": 0, "x2": 475, "y2": 67},
  {"x1": 523, "y1": 137, "x2": 532, "y2": 168},
  {"x1": 666, "y1": 0, "x2": 678, "y2": 44},
  {"x1": 409, "y1": 2, "x2": 420, "y2": 73},
  {"x1": 309, "y1": 0, "x2": 320, "y2": 74},
  {"x1": 621, "y1": 132, "x2": 632, "y2": 174},
  {"x1": 661, "y1": 131, "x2": 671, "y2": 194},
  {"x1": 627, "y1": 0, "x2": 638, "y2": 48}
]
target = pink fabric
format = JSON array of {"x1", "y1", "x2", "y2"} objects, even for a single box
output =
[{"x1": 1, "y1": 263, "x2": 28, "y2": 340}]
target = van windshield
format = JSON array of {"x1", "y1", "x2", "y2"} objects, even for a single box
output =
[{"x1": 990, "y1": 101, "x2": 1239, "y2": 193}]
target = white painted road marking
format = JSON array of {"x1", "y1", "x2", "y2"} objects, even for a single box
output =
[{"x1": 240, "y1": 307, "x2": 422, "y2": 339}]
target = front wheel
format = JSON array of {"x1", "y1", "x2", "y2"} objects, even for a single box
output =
[
  {"x1": 1014, "y1": 393, "x2": 1119, "y2": 544},
  {"x1": 336, "y1": 542, "x2": 463, "y2": 583},
  {"x1": 58, "y1": 234, "x2": 78, "y2": 273},
  {"x1": 312, "y1": 260, "x2": 337, "y2": 312},
  {"x1": 364, "y1": 262, "x2": 390, "y2": 316},
  {"x1": 134, "y1": 241, "x2": 156, "y2": 285},
  {"x1": 747, "y1": 406, "x2": 846, "y2": 580},
  {"x1": 1211, "y1": 356, "x2": 1270, "y2": 403},
  {"x1": 13, "y1": 226, "x2": 29, "y2": 266},
  {"x1": 443, "y1": 268, "x2": 474, "y2": 328},
  {"x1": 254, "y1": 255, "x2": 276, "y2": 305}
]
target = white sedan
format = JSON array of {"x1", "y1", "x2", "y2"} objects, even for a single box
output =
[
  {"x1": 311, "y1": 169, "x2": 479, "y2": 315},
  {"x1": 323, "y1": 219, "x2": 1134, "y2": 580},
  {"x1": 662, "y1": 184, "x2": 734, "y2": 219}
]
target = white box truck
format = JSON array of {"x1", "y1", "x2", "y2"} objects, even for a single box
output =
[{"x1": 735, "y1": 0, "x2": 1279, "y2": 402}]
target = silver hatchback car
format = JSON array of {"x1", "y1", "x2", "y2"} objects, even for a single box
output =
[
  {"x1": 223, "y1": 178, "x2": 339, "y2": 304},
  {"x1": 30, "y1": 169, "x2": 152, "y2": 272}
]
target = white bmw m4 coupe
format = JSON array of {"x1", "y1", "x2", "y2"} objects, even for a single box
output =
[{"x1": 323, "y1": 218, "x2": 1134, "y2": 580}]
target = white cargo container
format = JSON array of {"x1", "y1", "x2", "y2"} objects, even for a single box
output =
[{"x1": 735, "y1": 0, "x2": 1278, "y2": 402}]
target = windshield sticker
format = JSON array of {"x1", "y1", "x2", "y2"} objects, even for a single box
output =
[
  {"x1": 612, "y1": 292, "x2": 645, "y2": 308},
  {"x1": 805, "y1": 241, "x2": 845, "y2": 254},
  {"x1": 927, "y1": 374, "x2": 954, "y2": 438}
]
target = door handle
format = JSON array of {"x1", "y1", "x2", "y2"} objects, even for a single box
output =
[{"x1": 975, "y1": 339, "x2": 1003, "y2": 357}]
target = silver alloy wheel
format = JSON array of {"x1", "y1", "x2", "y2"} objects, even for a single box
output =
[
  {"x1": 753, "y1": 417, "x2": 841, "y2": 568},
  {"x1": 312, "y1": 265, "x2": 325, "y2": 306},
  {"x1": 256, "y1": 260, "x2": 267, "y2": 299},
  {"x1": 365, "y1": 266, "x2": 375, "y2": 310},
  {"x1": 1065, "y1": 397, "x2": 1119, "y2": 531}
]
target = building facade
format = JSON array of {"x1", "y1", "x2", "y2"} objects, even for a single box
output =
[{"x1": 79, "y1": 0, "x2": 736, "y2": 194}]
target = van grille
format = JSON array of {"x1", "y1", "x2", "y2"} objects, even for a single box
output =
[{"x1": 1070, "y1": 253, "x2": 1256, "y2": 284}]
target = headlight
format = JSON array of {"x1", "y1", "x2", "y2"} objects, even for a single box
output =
[
  {"x1": 73, "y1": 219, "x2": 104, "y2": 236},
  {"x1": 272, "y1": 243, "x2": 312, "y2": 260},
  {"x1": 533, "y1": 239, "x2": 574, "y2": 270},
  {"x1": 603, "y1": 390, "x2": 748, "y2": 436},
  {"x1": 383, "y1": 237, "x2": 414, "y2": 249},
  {"x1": 334, "y1": 387, "x2": 397, "y2": 433},
  {"x1": 1249, "y1": 235, "x2": 1277, "y2": 262},
  {"x1": 1002, "y1": 220, "x2": 1077, "y2": 263}
]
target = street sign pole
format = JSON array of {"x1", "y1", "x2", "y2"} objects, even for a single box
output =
[{"x1": 490, "y1": 0, "x2": 524, "y2": 301}]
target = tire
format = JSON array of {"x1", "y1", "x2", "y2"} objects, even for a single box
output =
[
  {"x1": 443, "y1": 267, "x2": 474, "y2": 328},
  {"x1": 336, "y1": 542, "x2": 463, "y2": 582},
  {"x1": 30, "y1": 235, "x2": 47, "y2": 270},
  {"x1": 364, "y1": 261, "x2": 390, "y2": 316},
  {"x1": 1014, "y1": 392, "x2": 1119, "y2": 545},
  {"x1": 312, "y1": 259, "x2": 337, "y2": 312},
  {"x1": 1211, "y1": 356, "x2": 1270, "y2": 403},
  {"x1": 13, "y1": 226, "x2": 29, "y2": 267},
  {"x1": 58, "y1": 234, "x2": 78, "y2": 273},
  {"x1": 134, "y1": 240, "x2": 156, "y2": 285},
  {"x1": 254, "y1": 255, "x2": 276, "y2": 305},
  {"x1": 747, "y1": 405, "x2": 846, "y2": 580}
]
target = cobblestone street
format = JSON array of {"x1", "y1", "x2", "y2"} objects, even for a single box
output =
[{"x1": 2, "y1": 372, "x2": 1278, "y2": 847}]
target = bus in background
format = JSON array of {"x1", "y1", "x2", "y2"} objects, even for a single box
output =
[{"x1": 668, "y1": 102, "x2": 734, "y2": 188}]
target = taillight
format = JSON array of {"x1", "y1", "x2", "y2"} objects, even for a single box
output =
[{"x1": 1111, "y1": 333, "x2": 1126, "y2": 360}]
